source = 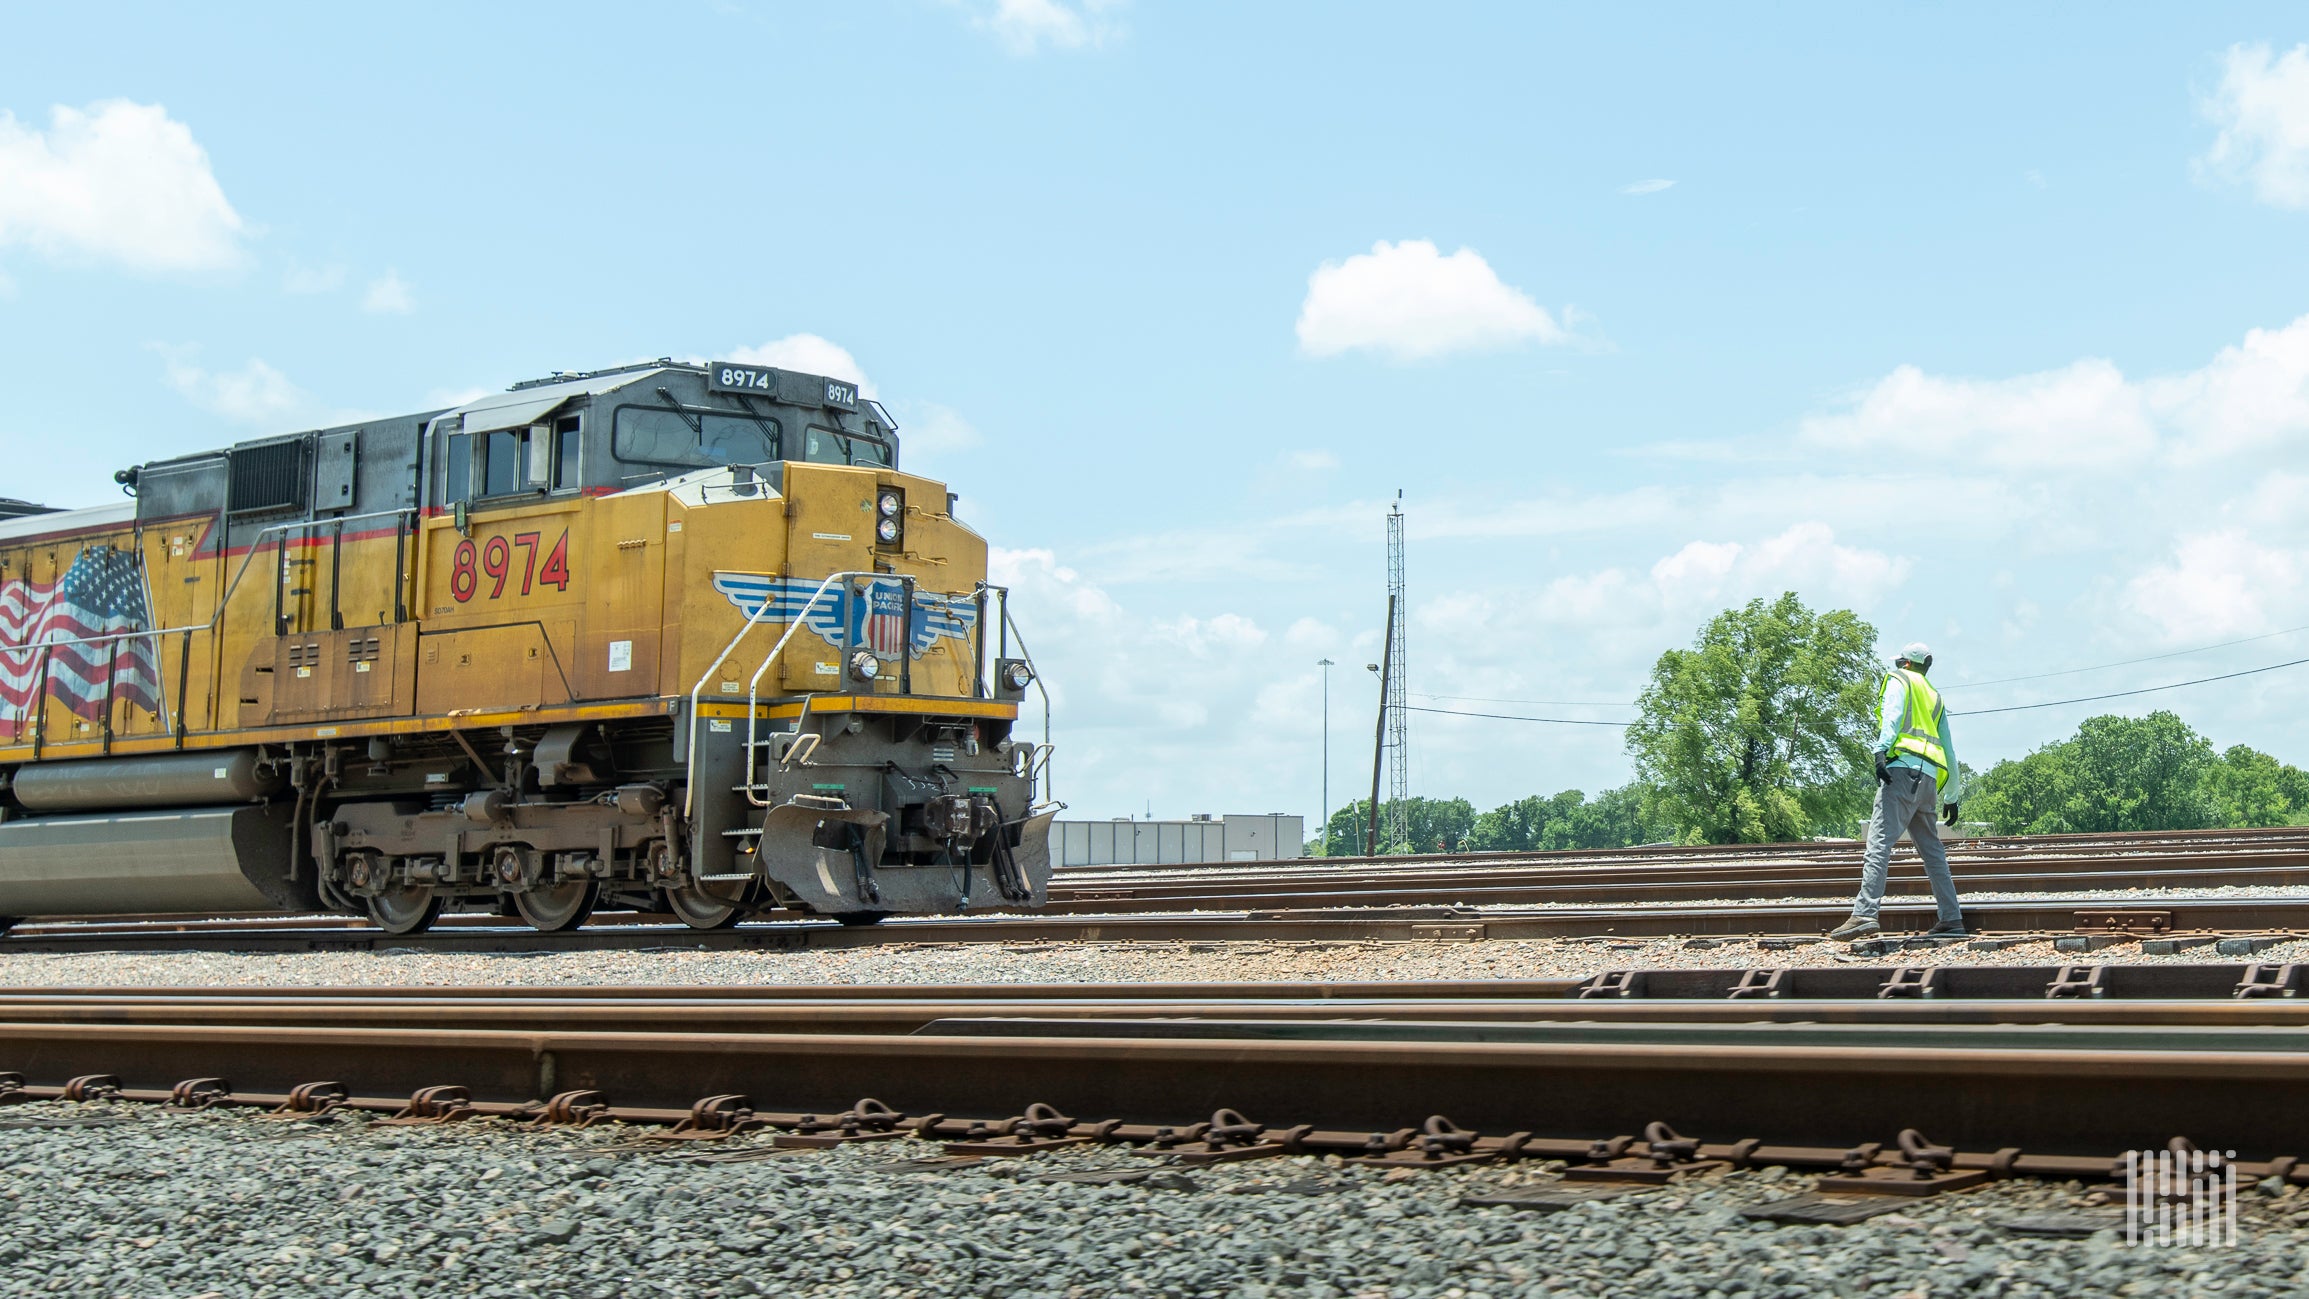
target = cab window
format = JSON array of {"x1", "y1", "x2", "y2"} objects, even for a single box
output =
[{"x1": 804, "y1": 426, "x2": 893, "y2": 467}]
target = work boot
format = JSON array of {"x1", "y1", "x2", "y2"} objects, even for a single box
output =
[
  {"x1": 1925, "y1": 920, "x2": 1969, "y2": 940},
  {"x1": 1826, "y1": 915, "x2": 1880, "y2": 942}
]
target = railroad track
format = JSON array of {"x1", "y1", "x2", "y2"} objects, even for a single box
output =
[
  {"x1": 1048, "y1": 824, "x2": 2309, "y2": 910},
  {"x1": 3, "y1": 893, "x2": 2304, "y2": 954},
  {"x1": 7, "y1": 972, "x2": 2309, "y2": 1185}
]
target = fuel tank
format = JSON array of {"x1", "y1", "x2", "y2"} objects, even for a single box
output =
[{"x1": 0, "y1": 805, "x2": 311, "y2": 917}]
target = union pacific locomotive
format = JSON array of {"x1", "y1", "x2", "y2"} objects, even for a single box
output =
[{"x1": 0, "y1": 359, "x2": 1054, "y2": 935}]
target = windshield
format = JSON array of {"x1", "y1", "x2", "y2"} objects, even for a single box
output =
[
  {"x1": 804, "y1": 425, "x2": 893, "y2": 468},
  {"x1": 614, "y1": 405, "x2": 780, "y2": 468}
]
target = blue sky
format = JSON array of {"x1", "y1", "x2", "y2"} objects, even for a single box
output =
[{"x1": 7, "y1": 3, "x2": 2309, "y2": 825}]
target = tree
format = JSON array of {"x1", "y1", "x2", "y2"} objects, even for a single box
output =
[
  {"x1": 1468, "y1": 791, "x2": 1584, "y2": 852},
  {"x1": 2204, "y1": 744, "x2": 2309, "y2": 828},
  {"x1": 1313, "y1": 796, "x2": 1476, "y2": 854},
  {"x1": 1624, "y1": 593, "x2": 1880, "y2": 844},
  {"x1": 1968, "y1": 711, "x2": 2218, "y2": 834},
  {"x1": 1542, "y1": 784, "x2": 1675, "y2": 850}
]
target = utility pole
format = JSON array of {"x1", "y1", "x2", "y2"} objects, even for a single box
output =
[
  {"x1": 1383, "y1": 495, "x2": 1409, "y2": 852},
  {"x1": 1317, "y1": 657, "x2": 1334, "y2": 856},
  {"x1": 1365, "y1": 595, "x2": 1394, "y2": 857}
]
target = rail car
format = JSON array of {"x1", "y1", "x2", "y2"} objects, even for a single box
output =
[{"x1": 0, "y1": 359, "x2": 1055, "y2": 935}]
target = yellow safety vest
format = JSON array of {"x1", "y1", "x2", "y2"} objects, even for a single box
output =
[{"x1": 1887, "y1": 668, "x2": 1949, "y2": 791}]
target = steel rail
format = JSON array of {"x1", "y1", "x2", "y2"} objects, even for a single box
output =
[{"x1": 8, "y1": 1017, "x2": 2309, "y2": 1159}]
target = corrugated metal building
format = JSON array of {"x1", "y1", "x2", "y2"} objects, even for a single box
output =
[{"x1": 1056, "y1": 814, "x2": 1305, "y2": 868}]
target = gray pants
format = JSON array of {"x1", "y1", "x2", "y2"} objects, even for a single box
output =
[{"x1": 1853, "y1": 766, "x2": 1962, "y2": 924}]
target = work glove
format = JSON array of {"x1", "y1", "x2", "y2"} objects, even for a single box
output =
[
  {"x1": 1874, "y1": 755, "x2": 1891, "y2": 784},
  {"x1": 1942, "y1": 802, "x2": 1960, "y2": 827}
]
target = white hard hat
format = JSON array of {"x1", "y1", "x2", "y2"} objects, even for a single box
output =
[{"x1": 1899, "y1": 641, "x2": 1933, "y2": 665}]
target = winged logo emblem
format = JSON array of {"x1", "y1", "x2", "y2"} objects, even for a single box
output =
[{"x1": 709, "y1": 573, "x2": 979, "y2": 660}]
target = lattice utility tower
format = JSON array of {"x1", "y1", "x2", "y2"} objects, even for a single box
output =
[{"x1": 1383, "y1": 495, "x2": 1409, "y2": 851}]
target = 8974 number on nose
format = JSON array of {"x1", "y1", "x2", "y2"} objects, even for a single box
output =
[{"x1": 449, "y1": 529, "x2": 572, "y2": 603}]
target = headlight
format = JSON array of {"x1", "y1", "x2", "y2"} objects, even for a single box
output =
[
  {"x1": 876, "y1": 517, "x2": 900, "y2": 543},
  {"x1": 1001, "y1": 661, "x2": 1034, "y2": 691},
  {"x1": 850, "y1": 650, "x2": 881, "y2": 681},
  {"x1": 878, "y1": 492, "x2": 901, "y2": 517}
]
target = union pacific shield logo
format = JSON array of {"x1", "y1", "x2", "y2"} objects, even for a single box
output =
[{"x1": 710, "y1": 573, "x2": 978, "y2": 660}]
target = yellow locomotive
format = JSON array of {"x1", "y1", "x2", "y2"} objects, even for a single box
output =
[{"x1": 0, "y1": 359, "x2": 1054, "y2": 934}]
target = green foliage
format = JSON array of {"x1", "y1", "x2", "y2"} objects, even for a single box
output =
[
  {"x1": 1468, "y1": 786, "x2": 1673, "y2": 852},
  {"x1": 1313, "y1": 789, "x2": 1664, "y2": 855},
  {"x1": 1967, "y1": 712, "x2": 2309, "y2": 834},
  {"x1": 1624, "y1": 593, "x2": 1881, "y2": 845},
  {"x1": 1314, "y1": 796, "x2": 1476, "y2": 854}
]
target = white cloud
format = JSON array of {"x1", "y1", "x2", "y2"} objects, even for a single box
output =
[
  {"x1": 1296, "y1": 239, "x2": 1567, "y2": 361},
  {"x1": 2199, "y1": 42, "x2": 2309, "y2": 209},
  {"x1": 1802, "y1": 314, "x2": 2309, "y2": 469},
  {"x1": 1650, "y1": 523, "x2": 1911, "y2": 611},
  {"x1": 727, "y1": 333, "x2": 878, "y2": 398},
  {"x1": 1620, "y1": 179, "x2": 1674, "y2": 195},
  {"x1": 0, "y1": 100, "x2": 244, "y2": 271},
  {"x1": 156, "y1": 349, "x2": 306, "y2": 425},
  {"x1": 1285, "y1": 450, "x2": 1340, "y2": 472},
  {"x1": 1801, "y1": 358, "x2": 2154, "y2": 470},
  {"x1": 2127, "y1": 530, "x2": 2303, "y2": 640},
  {"x1": 972, "y1": 0, "x2": 1123, "y2": 54},
  {"x1": 360, "y1": 270, "x2": 413, "y2": 314},
  {"x1": 898, "y1": 402, "x2": 982, "y2": 457}
]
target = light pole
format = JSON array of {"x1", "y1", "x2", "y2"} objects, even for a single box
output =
[{"x1": 1317, "y1": 658, "x2": 1334, "y2": 855}]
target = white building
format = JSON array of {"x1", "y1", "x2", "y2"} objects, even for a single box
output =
[{"x1": 1055, "y1": 813, "x2": 1305, "y2": 868}]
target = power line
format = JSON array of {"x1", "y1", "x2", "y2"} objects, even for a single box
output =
[
  {"x1": 1954, "y1": 655, "x2": 2309, "y2": 716},
  {"x1": 1943, "y1": 624, "x2": 2309, "y2": 691},
  {"x1": 1413, "y1": 691, "x2": 1636, "y2": 709},
  {"x1": 1406, "y1": 704, "x2": 1632, "y2": 727}
]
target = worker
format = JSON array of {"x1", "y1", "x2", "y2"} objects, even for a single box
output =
[{"x1": 1827, "y1": 642, "x2": 1965, "y2": 942}]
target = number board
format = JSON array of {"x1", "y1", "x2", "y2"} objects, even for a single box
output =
[
  {"x1": 708, "y1": 361, "x2": 859, "y2": 411},
  {"x1": 708, "y1": 361, "x2": 780, "y2": 395}
]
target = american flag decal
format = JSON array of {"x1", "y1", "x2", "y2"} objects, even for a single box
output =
[{"x1": 0, "y1": 546, "x2": 163, "y2": 739}]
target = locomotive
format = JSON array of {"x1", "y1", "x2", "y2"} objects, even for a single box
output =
[{"x1": 0, "y1": 359, "x2": 1055, "y2": 934}]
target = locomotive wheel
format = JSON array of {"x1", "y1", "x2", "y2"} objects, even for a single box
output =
[
  {"x1": 832, "y1": 911, "x2": 890, "y2": 927},
  {"x1": 662, "y1": 885, "x2": 744, "y2": 930},
  {"x1": 514, "y1": 881, "x2": 598, "y2": 932},
  {"x1": 366, "y1": 886, "x2": 444, "y2": 936}
]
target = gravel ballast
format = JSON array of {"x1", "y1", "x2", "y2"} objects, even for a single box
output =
[
  {"x1": 1, "y1": 932, "x2": 2305, "y2": 989},
  {"x1": 5, "y1": 1102, "x2": 2305, "y2": 1299}
]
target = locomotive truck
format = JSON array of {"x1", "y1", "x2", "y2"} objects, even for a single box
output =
[{"x1": 0, "y1": 359, "x2": 1055, "y2": 935}]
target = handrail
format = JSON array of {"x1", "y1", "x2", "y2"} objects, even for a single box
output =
[
  {"x1": 3, "y1": 507, "x2": 420, "y2": 744},
  {"x1": 681, "y1": 569, "x2": 872, "y2": 818},
  {"x1": 741, "y1": 572, "x2": 898, "y2": 808},
  {"x1": 999, "y1": 600, "x2": 1055, "y2": 805},
  {"x1": 0, "y1": 506, "x2": 419, "y2": 656}
]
